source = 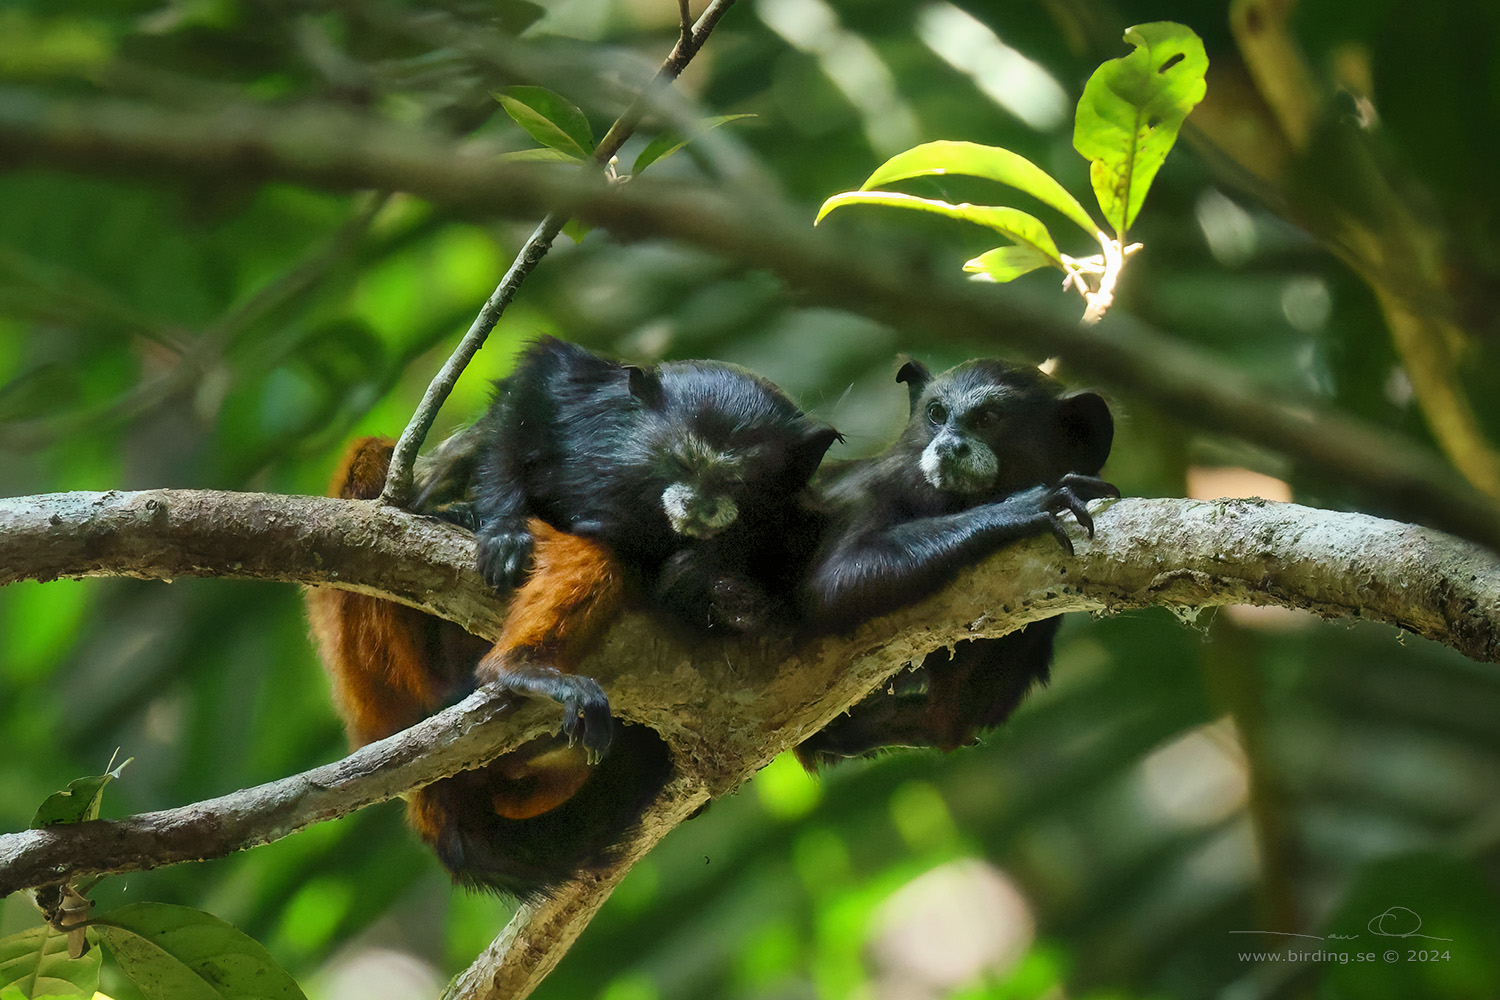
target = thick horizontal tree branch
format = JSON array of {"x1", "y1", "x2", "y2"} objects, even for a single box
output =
[
  {"x1": 3, "y1": 489, "x2": 1496, "y2": 675},
  {"x1": 3, "y1": 488, "x2": 1497, "y2": 996},
  {"x1": 0, "y1": 89, "x2": 1497, "y2": 552},
  {"x1": 2, "y1": 489, "x2": 1497, "y2": 903},
  {"x1": 0, "y1": 489, "x2": 505, "y2": 639}
]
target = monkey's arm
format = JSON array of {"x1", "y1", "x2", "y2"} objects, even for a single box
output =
[
  {"x1": 806, "y1": 475, "x2": 1117, "y2": 627},
  {"x1": 471, "y1": 402, "x2": 539, "y2": 590},
  {"x1": 474, "y1": 522, "x2": 624, "y2": 765}
]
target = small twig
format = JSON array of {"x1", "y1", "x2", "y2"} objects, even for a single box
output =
[{"x1": 380, "y1": 0, "x2": 739, "y2": 507}]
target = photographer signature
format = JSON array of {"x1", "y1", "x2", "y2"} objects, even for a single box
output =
[{"x1": 1228, "y1": 906, "x2": 1453, "y2": 942}]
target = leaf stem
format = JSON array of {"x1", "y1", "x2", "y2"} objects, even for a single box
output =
[{"x1": 1062, "y1": 232, "x2": 1139, "y2": 324}]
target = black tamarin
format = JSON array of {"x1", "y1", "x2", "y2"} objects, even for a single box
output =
[
  {"x1": 308, "y1": 337, "x2": 839, "y2": 897},
  {"x1": 795, "y1": 357, "x2": 1117, "y2": 765}
]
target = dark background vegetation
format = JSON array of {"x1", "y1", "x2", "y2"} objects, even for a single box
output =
[{"x1": 2, "y1": 1, "x2": 1499, "y2": 998}]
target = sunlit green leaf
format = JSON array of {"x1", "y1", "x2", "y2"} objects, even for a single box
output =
[
  {"x1": 858, "y1": 140, "x2": 1100, "y2": 237},
  {"x1": 32, "y1": 759, "x2": 131, "y2": 828},
  {"x1": 1074, "y1": 21, "x2": 1207, "y2": 238},
  {"x1": 92, "y1": 904, "x2": 305, "y2": 1000},
  {"x1": 0, "y1": 925, "x2": 101, "y2": 998},
  {"x1": 963, "y1": 245, "x2": 1055, "y2": 283},
  {"x1": 816, "y1": 191, "x2": 1064, "y2": 267},
  {"x1": 632, "y1": 114, "x2": 756, "y2": 175},
  {"x1": 495, "y1": 86, "x2": 594, "y2": 160}
]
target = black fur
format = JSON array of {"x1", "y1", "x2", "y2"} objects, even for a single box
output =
[
  {"x1": 422, "y1": 725, "x2": 671, "y2": 897},
  {"x1": 413, "y1": 338, "x2": 839, "y2": 898},
  {"x1": 797, "y1": 358, "x2": 1117, "y2": 766},
  {"x1": 474, "y1": 336, "x2": 839, "y2": 633}
]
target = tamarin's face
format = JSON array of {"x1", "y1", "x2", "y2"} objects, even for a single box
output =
[
  {"x1": 912, "y1": 365, "x2": 1044, "y2": 494},
  {"x1": 639, "y1": 362, "x2": 839, "y2": 539},
  {"x1": 907, "y1": 359, "x2": 1081, "y2": 498},
  {"x1": 917, "y1": 391, "x2": 1004, "y2": 494},
  {"x1": 655, "y1": 430, "x2": 746, "y2": 538}
]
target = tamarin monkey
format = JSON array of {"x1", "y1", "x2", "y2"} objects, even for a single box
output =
[
  {"x1": 794, "y1": 357, "x2": 1117, "y2": 765},
  {"x1": 308, "y1": 338, "x2": 838, "y2": 897}
]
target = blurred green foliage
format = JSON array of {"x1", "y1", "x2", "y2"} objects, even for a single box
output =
[{"x1": 2, "y1": 2, "x2": 1499, "y2": 999}]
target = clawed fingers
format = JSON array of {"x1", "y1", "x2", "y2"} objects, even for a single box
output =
[
  {"x1": 559, "y1": 693, "x2": 615, "y2": 765},
  {"x1": 1046, "y1": 515, "x2": 1076, "y2": 556},
  {"x1": 1039, "y1": 476, "x2": 1120, "y2": 553},
  {"x1": 1057, "y1": 473, "x2": 1120, "y2": 501}
]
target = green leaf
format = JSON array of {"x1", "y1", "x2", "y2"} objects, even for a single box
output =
[
  {"x1": 1073, "y1": 21, "x2": 1207, "y2": 238},
  {"x1": 963, "y1": 245, "x2": 1056, "y2": 283},
  {"x1": 858, "y1": 140, "x2": 1101, "y2": 237},
  {"x1": 0, "y1": 925, "x2": 102, "y2": 998},
  {"x1": 815, "y1": 191, "x2": 1064, "y2": 268},
  {"x1": 492, "y1": 0, "x2": 545, "y2": 36},
  {"x1": 632, "y1": 114, "x2": 756, "y2": 175},
  {"x1": 495, "y1": 147, "x2": 586, "y2": 165},
  {"x1": 91, "y1": 904, "x2": 305, "y2": 1000},
  {"x1": 495, "y1": 86, "x2": 594, "y2": 160},
  {"x1": 32, "y1": 759, "x2": 131, "y2": 828}
]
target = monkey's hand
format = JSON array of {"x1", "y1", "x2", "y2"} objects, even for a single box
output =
[
  {"x1": 428, "y1": 500, "x2": 480, "y2": 531},
  {"x1": 475, "y1": 521, "x2": 535, "y2": 591},
  {"x1": 476, "y1": 659, "x2": 615, "y2": 763},
  {"x1": 1032, "y1": 473, "x2": 1120, "y2": 554}
]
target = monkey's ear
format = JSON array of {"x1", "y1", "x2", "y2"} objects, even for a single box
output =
[
  {"x1": 625, "y1": 364, "x2": 666, "y2": 409},
  {"x1": 1056, "y1": 392, "x2": 1113, "y2": 475},
  {"x1": 787, "y1": 424, "x2": 843, "y2": 485},
  {"x1": 895, "y1": 359, "x2": 932, "y2": 417}
]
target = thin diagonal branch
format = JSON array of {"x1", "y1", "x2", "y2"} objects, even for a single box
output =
[
  {"x1": 0, "y1": 688, "x2": 556, "y2": 899},
  {"x1": 379, "y1": 0, "x2": 739, "y2": 507}
]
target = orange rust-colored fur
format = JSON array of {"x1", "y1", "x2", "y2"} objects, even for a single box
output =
[
  {"x1": 306, "y1": 437, "x2": 663, "y2": 897},
  {"x1": 307, "y1": 439, "x2": 450, "y2": 743}
]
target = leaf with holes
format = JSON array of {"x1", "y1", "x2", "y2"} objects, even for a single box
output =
[
  {"x1": 495, "y1": 86, "x2": 594, "y2": 160},
  {"x1": 91, "y1": 904, "x2": 305, "y2": 1000},
  {"x1": 1074, "y1": 22, "x2": 1207, "y2": 239},
  {"x1": 858, "y1": 140, "x2": 1101, "y2": 237},
  {"x1": 816, "y1": 191, "x2": 1064, "y2": 270}
]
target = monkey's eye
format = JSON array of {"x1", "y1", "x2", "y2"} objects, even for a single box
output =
[
  {"x1": 926, "y1": 401, "x2": 948, "y2": 424},
  {"x1": 974, "y1": 408, "x2": 1001, "y2": 430}
]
